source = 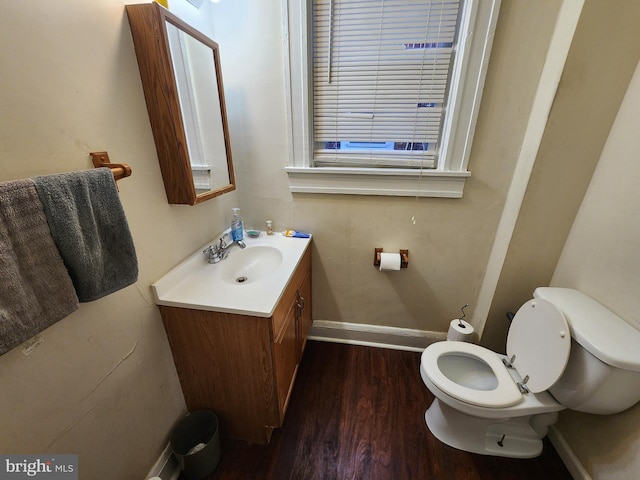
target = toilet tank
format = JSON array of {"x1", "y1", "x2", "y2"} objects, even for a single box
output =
[{"x1": 534, "y1": 287, "x2": 640, "y2": 414}]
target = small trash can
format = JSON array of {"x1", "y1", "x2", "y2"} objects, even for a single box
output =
[{"x1": 170, "y1": 410, "x2": 221, "y2": 480}]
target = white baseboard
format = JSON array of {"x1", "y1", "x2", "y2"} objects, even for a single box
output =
[
  {"x1": 548, "y1": 426, "x2": 591, "y2": 480},
  {"x1": 145, "y1": 442, "x2": 180, "y2": 480},
  {"x1": 309, "y1": 320, "x2": 446, "y2": 352}
]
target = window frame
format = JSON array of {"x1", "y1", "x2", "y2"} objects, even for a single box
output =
[{"x1": 282, "y1": 0, "x2": 501, "y2": 198}]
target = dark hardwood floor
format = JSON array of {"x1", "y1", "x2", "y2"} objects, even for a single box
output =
[{"x1": 183, "y1": 341, "x2": 572, "y2": 480}]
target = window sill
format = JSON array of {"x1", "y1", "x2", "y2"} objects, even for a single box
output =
[{"x1": 285, "y1": 167, "x2": 470, "y2": 198}]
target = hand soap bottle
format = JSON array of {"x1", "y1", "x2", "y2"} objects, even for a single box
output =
[{"x1": 231, "y1": 208, "x2": 244, "y2": 241}]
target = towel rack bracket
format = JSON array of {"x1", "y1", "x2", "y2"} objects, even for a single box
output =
[{"x1": 90, "y1": 151, "x2": 132, "y2": 182}]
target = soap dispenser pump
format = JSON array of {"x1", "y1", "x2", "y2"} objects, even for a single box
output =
[{"x1": 231, "y1": 208, "x2": 244, "y2": 241}]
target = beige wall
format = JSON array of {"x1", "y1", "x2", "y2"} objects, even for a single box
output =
[
  {"x1": 0, "y1": 0, "x2": 238, "y2": 478},
  {"x1": 551, "y1": 60, "x2": 640, "y2": 480},
  {"x1": 212, "y1": 0, "x2": 562, "y2": 333},
  {"x1": 482, "y1": 0, "x2": 640, "y2": 352}
]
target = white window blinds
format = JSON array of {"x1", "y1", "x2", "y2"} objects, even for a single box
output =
[{"x1": 313, "y1": 0, "x2": 462, "y2": 169}]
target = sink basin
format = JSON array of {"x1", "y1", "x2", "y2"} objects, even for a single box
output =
[
  {"x1": 151, "y1": 232, "x2": 311, "y2": 317},
  {"x1": 217, "y1": 245, "x2": 284, "y2": 285}
]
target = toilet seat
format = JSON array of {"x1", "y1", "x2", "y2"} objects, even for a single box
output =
[
  {"x1": 423, "y1": 298, "x2": 572, "y2": 409},
  {"x1": 506, "y1": 298, "x2": 571, "y2": 393},
  {"x1": 423, "y1": 341, "x2": 522, "y2": 408}
]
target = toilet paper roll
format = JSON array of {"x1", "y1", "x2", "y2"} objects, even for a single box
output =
[
  {"x1": 447, "y1": 319, "x2": 475, "y2": 342},
  {"x1": 379, "y1": 252, "x2": 401, "y2": 271}
]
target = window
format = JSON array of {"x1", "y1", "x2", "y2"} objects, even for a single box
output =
[{"x1": 283, "y1": 0, "x2": 500, "y2": 197}]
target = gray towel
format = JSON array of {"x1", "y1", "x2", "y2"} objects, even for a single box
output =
[
  {"x1": 0, "y1": 179, "x2": 79, "y2": 355},
  {"x1": 32, "y1": 168, "x2": 138, "y2": 302}
]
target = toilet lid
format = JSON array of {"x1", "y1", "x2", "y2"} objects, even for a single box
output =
[{"x1": 506, "y1": 298, "x2": 571, "y2": 393}]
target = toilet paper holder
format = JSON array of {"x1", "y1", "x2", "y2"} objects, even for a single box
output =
[{"x1": 373, "y1": 248, "x2": 409, "y2": 268}]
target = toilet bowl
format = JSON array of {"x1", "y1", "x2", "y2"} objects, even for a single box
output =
[
  {"x1": 420, "y1": 341, "x2": 565, "y2": 457},
  {"x1": 420, "y1": 287, "x2": 640, "y2": 458},
  {"x1": 423, "y1": 341, "x2": 522, "y2": 409}
]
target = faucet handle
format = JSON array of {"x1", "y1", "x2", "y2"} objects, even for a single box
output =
[
  {"x1": 203, "y1": 244, "x2": 218, "y2": 263},
  {"x1": 203, "y1": 243, "x2": 224, "y2": 263}
]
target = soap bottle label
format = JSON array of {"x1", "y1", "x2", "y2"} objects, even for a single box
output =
[{"x1": 232, "y1": 221, "x2": 244, "y2": 241}]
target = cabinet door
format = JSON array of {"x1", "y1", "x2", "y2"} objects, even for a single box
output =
[
  {"x1": 272, "y1": 302, "x2": 298, "y2": 421},
  {"x1": 160, "y1": 306, "x2": 278, "y2": 442}
]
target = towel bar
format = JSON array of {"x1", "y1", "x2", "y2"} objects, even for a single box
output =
[{"x1": 90, "y1": 151, "x2": 132, "y2": 182}]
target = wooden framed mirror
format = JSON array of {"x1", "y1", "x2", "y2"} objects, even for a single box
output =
[{"x1": 126, "y1": 2, "x2": 235, "y2": 205}]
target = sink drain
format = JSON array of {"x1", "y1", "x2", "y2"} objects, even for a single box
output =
[{"x1": 235, "y1": 276, "x2": 248, "y2": 284}]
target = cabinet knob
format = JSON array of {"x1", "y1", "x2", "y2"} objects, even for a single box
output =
[{"x1": 295, "y1": 291, "x2": 305, "y2": 310}]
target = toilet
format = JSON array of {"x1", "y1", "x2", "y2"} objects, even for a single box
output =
[{"x1": 420, "y1": 287, "x2": 640, "y2": 458}]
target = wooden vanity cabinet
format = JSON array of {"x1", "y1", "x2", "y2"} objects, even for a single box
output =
[{"x1": 160, "y1": 247, "x2": 312, "y2": 444}]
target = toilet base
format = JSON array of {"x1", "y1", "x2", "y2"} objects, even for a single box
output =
[{"x1": 425, "y1": 399, "x2": 557, "y2": 458}]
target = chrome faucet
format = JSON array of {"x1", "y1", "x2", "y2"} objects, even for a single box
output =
[{"x1": 203, "y1": 234, "x2": 246, "y2": 264}]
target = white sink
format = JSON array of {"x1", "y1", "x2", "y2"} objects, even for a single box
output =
[
  {"x1": 216, "y1": 245, "x2": 284, "y2": 285},
  {"x1": 151, "y1": 232, "x2": 311, "y2": 317}
]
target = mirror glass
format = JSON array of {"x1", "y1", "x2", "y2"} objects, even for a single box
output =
[{"x1": 165, "y1": 22, "x2": 231, "y2": 194}]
